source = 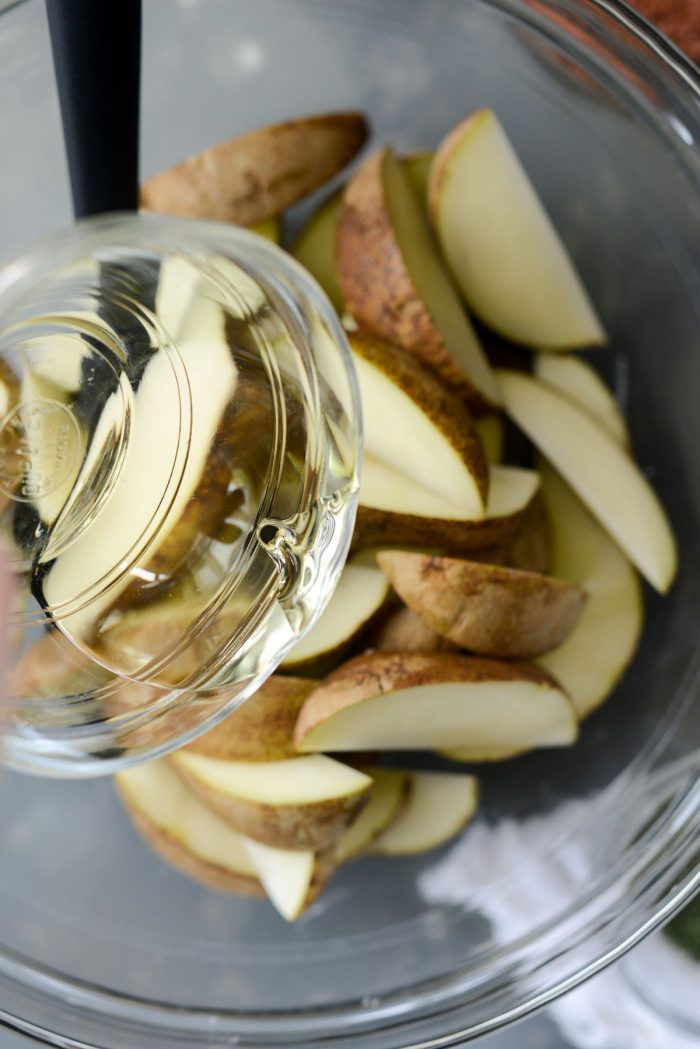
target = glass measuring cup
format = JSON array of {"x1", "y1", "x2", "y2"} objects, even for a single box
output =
[{"x1": 0, "y1": 212, "x2": 360, "y2": 775}]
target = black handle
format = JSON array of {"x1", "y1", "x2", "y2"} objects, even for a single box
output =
[{"x1": 46, "y1": 0, "x2": 142, "y2": 219}]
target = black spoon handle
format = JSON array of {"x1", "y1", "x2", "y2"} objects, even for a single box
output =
[{"x1": 46, "y1": 0, "x2": 142, "y2": 219}]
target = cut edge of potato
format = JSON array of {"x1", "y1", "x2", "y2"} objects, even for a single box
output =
[
  {"x1": 429, "y1": 108, "x2": 606, "y2": 351},
  {"x1": 281, "y1": 562, "x2": 391, "y2": 671},
  {"x1": 336, "y1": 145, "x2": 500, "y2": 411},
  {"x1": 371, "y1": 771, "x2": 479, "y2": 855},
  {"x1": 335, "y1": 768, "x2": 409, "y2": 862},
  {"x1": 170, "y1": 751, "x2": 373, "y2": 850},
  {"x1": 498, "y1": 368, "x2": 677, "y2": 593},
  {"x1": 294, "y1": 651, "x2": 578, "y2": 758}
]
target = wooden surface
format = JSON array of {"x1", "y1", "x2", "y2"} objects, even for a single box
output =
[{"x1": 631, "y1": 0, "x2": 700, "y2": 61}]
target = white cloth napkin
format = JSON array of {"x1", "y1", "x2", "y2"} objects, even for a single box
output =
[
  {"x1": 550, "y1": 941, "x2": 700, "y2": 1049},
  {"x1": 418, "y1": 781, "x2": 699, "y2": 1049}
]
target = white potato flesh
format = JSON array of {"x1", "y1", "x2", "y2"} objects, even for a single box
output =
[
  {"x1": 360, "y1": 460, "x2": 539, "y2": 522},
  {"x1": 240, "y1": 837, "x2": 315, "y2": 922},
  {"x1": 353, "y1": 352, "x2": 485, "y2": 517},
  {"x1": 498, "y1": 369, "x2": 676, "y2": 593},
  {"x1": 383, "y1": 149, "x2": 500, "y2": 406},
  {"x1": 297, "y1": 679, "x2": 577, "y2": 755},
  {"x1": 172, "y1": 751, "x2": 372, "y2": 806},
  {"x1": 432, "y1": 109, "x2": 605, "y2": 350},
  {"x1": 335, "y1": 769, "x2": 408, "y2": 862},
  {"x1": 283, "y1": 564, "x2": 389, "y2": 667},
  {"x1": 534, "y1": 355, "x2": 629, "y2": 447},
  {"x1": 372, "y1": 771, "x2": 478, "y2": 855},
  {"x1": 116, "y1": 760, "x2": 256, "y2": 877},
  {"x1": 538, "y1": 463, "x2": 643, "y2": 718}
]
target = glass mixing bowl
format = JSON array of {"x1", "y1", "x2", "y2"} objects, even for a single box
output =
[{"x1": 0, "y1": 0, "x2": 698, "y2": 1046}]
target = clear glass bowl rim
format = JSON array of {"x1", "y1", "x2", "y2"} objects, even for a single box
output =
[{"x1": 0, "y1": 0, "x2": 697, "y2": 1046}]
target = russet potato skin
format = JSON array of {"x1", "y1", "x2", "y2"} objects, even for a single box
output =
[
  {"x1": 376, "y1": 550, "x2": 586, "y2": 658},
  {"x1": 141, "y1": 112, "x2": 368, "y2": 226},
  {"x1": 351, "y1": 496, "x2": 531, "y2": 555},
  {"x1": 294, "y1": 650, "x2": 564, "y2": 748},
  {"x1": 447, "y1": 493, "x2": 551, "y2": 575},
  {"x1": 370, "y1": 606, "x2": 458, "y2": 654},
  {"x1": 170, "y1": 755, "x2": 372, "y2": 851},
  {"x1": 353, "y1": 487, "x2": 550, "y2": 571},
  {"x1": 501, "y1": 493, "x2": 551, "y2": 574},
  {"x1": 117, "y1": 779, "x2": 338, "y2": 917},
  {"x1": 183, "y1": 677, "x2": 316, "y2": 762},
  {"x1": 350, "y1": 330, "x2": 489, "y2": 508},
  {"x1": 116, "y1": 786, "x2": 265, "y2": 899},
  {"x1": 336, "y1": 148, "x2": 494, "y2": 413}
]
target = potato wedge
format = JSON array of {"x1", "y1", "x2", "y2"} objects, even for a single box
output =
[
  {"x1": 294, "y1": 651, "x2": 577, "y2": 759},
  {"x1": 429, "y1": 110, "x2": 605, "y2": 350},
  {"x1": 354, "y1": 464, "x2": 539, "y2": 554},
  {"x1": 335, "y1": 769, "x2": 409, "y2": 862},
  {"x1": 290, "y1": 191, "x2": 344, "y2": 312},
  {"x1": 183, "y1": 676, "x2": 316, "y2": 761},
  {"x1": 39, "y1": 291, "x2": 238, "y2": 640},
  {"x1": 289, "y1": 152, "x2": 435, "y2": 317},
  {"x1": 533, "y1": 354, "x2": 630, "y2": 448},
  {"x1": 354, "y1": 485, "x2": 549, "y2": 577},
  {"x1": 336, "y1": 146, "x2": 499, "y2": 410},
  {"x1": 171, "y1": 751, "x2": 372, "y2": 850},
  {"x1": 115, "y1": 761, "x2": 332, "y2": 920},
  {"x1": 475, "y1": 415, "x2": 504, "y2": 464},
  {"x1": 498, "y1": 368, "x2": 677, "y2": 593},
  {"x1": 121, "y1": 400, "x2": 241, "y2": 606},
  {"x1": 350, "y1": 331, "x2": 488, "y2": 518},
  {"x1": 242, "y1": 836, "x2": 335, "y2": 922},
  {"x1": 15, "y1": 368, "x2": 85, "y2": 528},
  {"x1": 377, "y1": 550, "x2": 586, "y2": 658},
  {"x1": 96, "y1": 594, "x2": 213, "y2": 684},
  {"x1": 115, "y1": 760, "x2": 263, "y2": 897},
  {"x1": 371, "y1": 606, "x2": 458, "y2": 654},
  {"x1": 537, "y1": 462, "x2": 643, "y2": 718},
  {"x1": 141, "y1": 111, "x2": 368, "y2": 226},
  {"x1": 371, "y1": 771, "x2": 478, "y2": 856},
  {"x1": 500, "y1": 492, "x2": 551, "y2": 574},
  {"x1": 282, "y1": 563, "x2": 391, "y2": 673},
  {"x1": 289, "y1": 151, "x2": 435, "y2": 319}
]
